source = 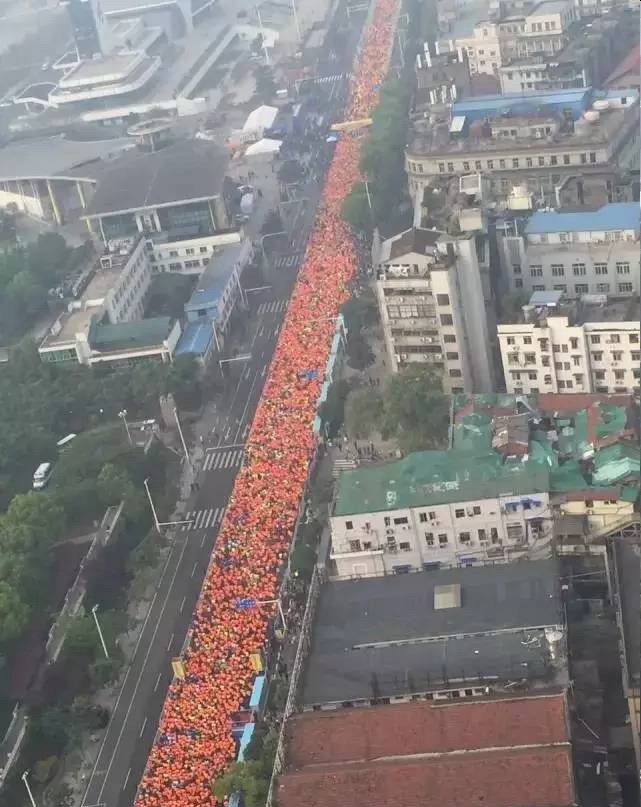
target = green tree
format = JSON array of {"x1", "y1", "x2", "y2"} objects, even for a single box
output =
[
  {"x1": 253, "y1": 66, "x2": 276, "y2": 103},
  {"x1": 317, "y1": 379, "x2": 351, "y2": 438},
  {"x1": 379, "y1": 366, "x2": 449, "y2": 451},
  {"x1": 31, "y1": 707, "x2": 73, "y2": 750},
  {"x1": 346, "y1": 332, "x2": 375, "y2": 370},
  {"x1": 345, "y1": 387, "x2": 385, "y2": 438},
  {"x1": 97, "y1": 463, "x2": 132, "y2": 506},
  {"x1": 0, "y1": 580, "x2": 30, "y2": 642},
  {"x1": 341, "y1": 186, "x2": 373, "y2": 236}
]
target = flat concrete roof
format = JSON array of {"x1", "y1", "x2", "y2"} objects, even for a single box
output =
[
  {"x1": 0, "y1": 136, "x2": 136, "y2": 183},
  {"x1": 40, "y1": 308, "x2": 95, "y2": 350},
  {"x1": 60, "y1": 53, "x2": 141, "y2": 85},
  {"x1": 83, "y1": 139, "x2": 230, "y2": 218},
  {"x1": 613, "y1": 539, "x2": 640, "y2": 688},
  {"x1": 303, "y1": 559, "x2": 563, "y2": 706}
]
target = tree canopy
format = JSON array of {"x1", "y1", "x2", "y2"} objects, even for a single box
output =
[{"x1": 346, "y1": 366, "x2": 450, "y2": 453}]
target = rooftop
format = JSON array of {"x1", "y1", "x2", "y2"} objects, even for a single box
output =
[
  {"x1": 452, "y1": 87, "x2": 592, "y2": 121},
  {"x1": 175, "y1": 321, "x2": 214, "y2": 356},
  {"x1": 0, "y1": 136, "x2": 135, "y2": 183},
  {"x1": 82, "y1": 140, "x2": 230, "y2": 219},
  {"x1": 525, "y1": 202, "x2": 640, "y2": 235},
  {"x1": 39, "y1": 307, "x2": 95, "y2": 351},
  {"x1": 506, "y1": 293, "x2": 641, "y2": 327},
  {"x1": 333, "y1": 448, "x2": 550, "y2": 517},
  {"x1": 185, "y1": 241, "x2": 247, "y2": 310},
  {"x1": 380, "y1": 227, "x2": 443, "y2": 263},
  {"x1": 88, "y1": 316, "x2": 174, "y2": 352},
  {"x1": 302, "y1": 559, "x2": 563, "y2": 705},
  {"x1": 58, "y1": 52, "x2": 142, "y2": 86},
  {"x1": 606, "y1": 43, "x2": 641, "y2": 87}
]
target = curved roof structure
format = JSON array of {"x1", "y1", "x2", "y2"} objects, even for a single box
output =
[{"x1": 0, "y1": 136, "x2": 136, "y2": 183}]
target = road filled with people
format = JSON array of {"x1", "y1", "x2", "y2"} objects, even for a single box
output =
[{"x1": 135, "y1": 1, "x2": 399, "y2": 805}]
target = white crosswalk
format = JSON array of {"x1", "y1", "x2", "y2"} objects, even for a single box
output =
[
  {"x1": 312, "y1": 73, "x2": 350, "y2": 84},
  {"x1": 272, "y1": 253, "x2": 301, "y2": 269},
  {"x1": 202, "y1": 448, "x2": 244, "y2": 472},
  {"x1": 257, "y1": 299, "x2": 289, "y2": 316},
  {"x1": 182, "y1": 507, "x2": 225, "y2": 531}
]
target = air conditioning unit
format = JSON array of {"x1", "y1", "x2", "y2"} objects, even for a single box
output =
[
  {"x1": 100, "y1": 256, "x2": 113, "y2": 270},
  {"x1": 386, "y1": 528, "x2": 395, "y2": 535}
]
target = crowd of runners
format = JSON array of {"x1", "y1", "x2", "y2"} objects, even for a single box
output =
[{"x1": 135, "y1": 1, "x2": 399, "y2": 804}]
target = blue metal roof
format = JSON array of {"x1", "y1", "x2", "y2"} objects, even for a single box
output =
[
  {"x1": 175, "y1": 321, "x2": 214, "y2": 356},
  {"x1": 185, "y1": 242, "x2": 244, "y2": 311},
  {"x1": 525, "y1": 203, "x2": 640, "y2": 235},
  {"x1": 452, "y1": 88, "x2": 592, "y2": 121}
]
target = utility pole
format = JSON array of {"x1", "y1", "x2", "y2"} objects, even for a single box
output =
[
  {"x1": 290, "y1": 0, "x2": 301, "y2": 41},
  {"x1": 91, "y1": 604, "x2": 110, "y2": 659},
  {"x1": 173, "y1": 407, "x2": 192, "y2": 470},
  {"x1": 118, "y1": 409, "x2": 132, "y2": 444},
  {"x1": 144, "y1": 477, "x2": 161, "y2": 533},
  {"x1": 21, "y1": 772, "x2": 37, "y2": 807},
  {"x1": 364, "y1": 179, "x2": 373, "y2": 210}
]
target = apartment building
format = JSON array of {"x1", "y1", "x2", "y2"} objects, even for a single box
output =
[
  {"x1": 498, "y1": 10, "x2": 637, "y2": 94},
  {"x1": 405, "y1": 88, "x2": 640, "y2": 207},
  {"x1": 498, "y1": 290, "x2": 640, "y2": 395},
  {"x1": 375, "y1": 226, "x2": 495, "y2": 393},
  {"x1": 436, "y1": 0, "x2": 577, "y2": 77},
  {"x1": 330, "y1": 448, "x2": 553, "y2": 577},
  {"x1": 496, "y1": 202, "x2": 640, "y2": 298}
]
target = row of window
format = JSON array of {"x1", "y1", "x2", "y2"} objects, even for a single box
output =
[
  {"x1": 506, "y1": 334, "x2": 638, "y2": 347},
  {"x1": 408, "y1": 151, "x2": 600, "y2": 176},
  {"x1": 515, "y1": 281, "x2": 635, "y2": 294},
  {"x1": 525, "y1": 261, "x2": 631, "y2": 277}
]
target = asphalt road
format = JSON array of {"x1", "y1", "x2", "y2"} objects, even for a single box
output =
[{"x1": 80, "y1": 7, "x2": 367, "y2": 806}]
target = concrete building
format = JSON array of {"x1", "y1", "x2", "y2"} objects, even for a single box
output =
[
  {"x1": 436, "y1": 0, "x2": 578, "y2": 78},
  {"x1": 415, "y1": 42, "x2": 471, "y2": 106},
  {"x1": 496, "y1": 202, "x2": 640, "y2": 298},
  {"x1": 498, "y1": 290, "x2": 640, "y2": 395},
  {"x1": 82, "y1": 140, "x2": 233, "y2": 242},
  {"x1": 498, "y1": 10, "x2": 638, "y2": 94},
  {"x1": 405, "y1": 87, "x2": 640, "y2": 207},
  {"x1": 176, "y1": 239, "x2": 252, "y2": 360},
  {"x1": 38, "y1": 236, "x2": 183, "y2": 366},
  {"x1": 277, "y1": 693, "x2": 575, "y2": 807},
  {"x1": 375, "y1": 227, "x2": 495, "y2": 393},
  {"x1": 303, "y1": 558, "x2": 566, "y2": 705}
]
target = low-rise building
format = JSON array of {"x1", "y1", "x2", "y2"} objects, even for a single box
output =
[
  {"x1": 415, "y1": 43, "x2": 471, "y2": 106},
  {"x1": 498, "y1": 291, "x2": 640, "y2": 395},
  {"x1": 496, "y1": 202, "x2": 640, "y2": 298},
  {"x1": 277, "y1": 692, "x2": 575, "y2": 807},
  {"x1": 405, "y1": 87, "x2": 639, "y2": 207},
  {"x1": 375, "y1": 226, "x2": 496, "y2": 393}
]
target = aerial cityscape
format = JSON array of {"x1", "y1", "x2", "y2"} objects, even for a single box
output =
[{"x1": 0, "y1": 0, "x2": 638, "y2": 805}]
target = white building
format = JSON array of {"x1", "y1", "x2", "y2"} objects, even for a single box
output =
[
  {"x1": 375, "y1": 226, "x2": 495, "y2": 393},
  {"x1": 147, "y1": 231, "x2": 242, "y2": 275},
  {"x1": 497, "y1": 202, "x2": 640, "y2": 298},
  {"x1": 437, "y1": 0, "x2": 577, "y2": 77},
  {"x1": 498, "y1": 290, "x2": 640, "y2": 395},
  {"x1": 330, "y1": 448, "x2": 552, "y2": 577}
]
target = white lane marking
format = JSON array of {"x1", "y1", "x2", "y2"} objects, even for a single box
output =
[
  {"x1": 154, "y1": 673, "x2": 162, "y2": 691},
  {"x1": 180, "y1": 596, "x2": 186, "y2": 612},
  {"x1": 191, "y1": 562, "x2": 198, "y2": 578},
  {"x1": 95, "y1": 532, "x2": 190, "y2": 804},
  {"x1": 200, "y1": 533, "x2": 207, "y2": 547},
  {"x1": 139, "y1": 717, "x2": 147, "y2": 738},
  {"x1": 261, "y1": 365, "x2": 267, "y2": 377},
  {"x1": 166, "y1": 633, "x2": 174, "y2": 651},
  {"x1": 123, "y1": 768, "x2": 131, "y2": 791},
  {"x1": 234, "y1": 370, "x2": 260, "y2": 444}
]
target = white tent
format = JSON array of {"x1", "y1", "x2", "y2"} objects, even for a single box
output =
[
  {"x1": 245, "y1": 138, "x2": 282, "y2": 157},
  {"x1": 242, "y1": 105, "x2": 278, "y2": 134}
]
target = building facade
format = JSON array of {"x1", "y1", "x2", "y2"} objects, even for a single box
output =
[
  {"x1": 375, "y1": 228, "x2": 495, "y2": 393},
  {"x1": 330, "y1": 451, "x2": 552, "y2": 578},
  {"x1": 405, "y1": 88, "x2": 640, "y2": 207},
  {"x1": 498, "y1": 292, "x2": 640, "y2": 395},
  {"x1": 496, "y1": 202, "x2": 640, "y2": 298}
]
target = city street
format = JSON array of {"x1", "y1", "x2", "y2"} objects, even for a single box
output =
[{"x1": 79, "y1": 8, "x2": 365, "y2": 803}]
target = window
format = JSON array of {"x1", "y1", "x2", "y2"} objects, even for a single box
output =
[
  {"x1": 447, "y1": 162, "x2": 454, "y2": 172},
  {"x1": 572, "y1": 355, "x2": 581, "y2": 366},
  {"x1": 550, "y1": 155, "x2": 557, "y2": 165},
  {"x1": 475, "y1": 160, "x2": 482, "y2": 170},
  {"x1": 513, "y1": 264, "x2": 521, "y2": 275},
  {"x1": 614, "y1": 370, "x2": 625, "y2": 380},
  {"x1": 612, "y1": 351, "x2": 623, "y2": 361},
  {"x1": 528, "y1": 372, "x2": 537, "y2": 380},
  {"x1": 384, "y1": 517, "x2": 391, "y2": 526},
  {"x1": 538, "y1": 156, "x2": 545, "y2": 166},
  {"x1": 533, "y1": 285, "x2": 545, "y2": 291},
  {"x1": 473, "y1": 506, "x2": 481, "y2": 515},
  {"x1": 443, "y1": 334, "x2": 456, "y2": 343},
  {"x1": 596, "y1": 283, "x2": 610, "y2": 293},
  {"x1": 591, "y1": 334, "x2": 601, "y2": 345},
  {"x1": 619, "y1": 283, "x2": 633, "y2": 293},
  {"x1": 449, "y1": 369, "x2": 462, "y2": 377},
  {"x1": 544, "y1": 374, "x2": 552, "y2": 384},
  {"x1": 436, "y1": 294, "x2": 450, "y2": 305},
  {"x1": 399, "y1": 542, "x2": 411, "y2": 551},
  {"x1": 616, "y1": 262, "x2": 630, "y2": 275},
  {"x1": 589, "y1": 152, "x2": 596, "y2": 163},
  {"x1": 515, "y1": 279, "x2": 523, "y2": 288},
  {"x1": 490, "y1": 528, "x2": 499, "y2": 543},
  {"x1": 580, "y1": 153, "x2": 587, "y2": 164},
  {"x1": 455, "y1": 508, "x2": 465, "y2": 518},
  {"x1": 512, "y1": 158, "x2": 519, "y2": 168},
  {"x1": 393, "y1": 516, "x2": 408, "y2": 525},
  {"x1": 438, "y1": 163, "x2": 445, "y2": 173},
  {"x1": 526, "y1": 157, "x2": 533, "y2": 168},
  {"x1": 632, "y1": 351, "x2": 640, "y2": 362},
  {"x1": 629, "y1": 334, "x2": 639, "y2": 343},
  {"x1": 594, "y1": 264, "x2": 608, "y2": 275},
  {"x1": 553, "y1": 284, "x2": 567, "y2": 293},
  {"x1": 349, "y1": 540, "x2": 361, "y2": 552},
  {"x1": 345, "y1": 521, "x2": 353, "y2": 530},
  {"x1": 506, "y1": 336, "x2": 515, "y2": 345},
  {"x1": 574, "y1": 284, "x2": 588, "y2": 294},
  {"x1": 440, "y1": 314, "x2": 453, "y2": 325},
  {"x1": 609, "y1": 334, "x2": 620, "y2": 343},
  {"x1": 530, "y1": 265, "x2": 543, "y2": 277},
  {"x1": 523, "y1": 336, "x2": 532, "y2": 345},
  {"x1": 499, "y1": 159, "x2": 506, "y2": 169},
  {"x1": 487, "y1": 159, "x2": 494, "y2": 169},
  {"x1": 419, "y1": 512, "x2": 428, "y2": 523},
  {"x1": 446, "y1": 351, "x2": 459, "y2": 360},
  {"x1": 199, "y1": 246, "x2": 209, "y2": 254},
  {"x1": 572, "y1": 263, "x2": 586, "y2": 276},
  {"x1": 592, "y1": 351, "x2": 603, "y2": 362},
  {"x1": 551, "y1": 264, "x2": 564, "y2": 277},
  {"x1": 570, "y1": 337, "x2": 578, "y2": 350},
  {"x1": 463, "y1": 161, "x2": 470, "y2": 171},
  {"x1": 425, "y1": 532, "x2": 435, "y2": 546},
  {"x1": 563, "y1": 154, "x2": 570, "y2": 165},
  {"x1": 459, "y1": 531, "x2": 471, "y2": 543},
  {"x1": 478, "y1": 528, "x2": 487, "y2": 542},
  {"x1": 438, "y1": 534, "x2": 448, "y2": 546}
]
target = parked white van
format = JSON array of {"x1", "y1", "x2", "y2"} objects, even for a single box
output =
[{"x1": 33, "y1": 462, "x2": 52, "y2": 490}]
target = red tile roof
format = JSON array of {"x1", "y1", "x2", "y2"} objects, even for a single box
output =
[
  {"x1": 277, "y1": 747, "x2": 575, "y2": 807},
  {"x1": 537, "y1": 393, "x2": 634, "y2": 416},
  {"x1": 285, "y1": 695, "x2": 569, "y2": 768},
  {"x1": 278, "y1": 695, "x2": 575, "y2": 807}
]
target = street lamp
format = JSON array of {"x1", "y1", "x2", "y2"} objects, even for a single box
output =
[
  {"x1": 173, "y1": 406, "x2": 192, "y2": 470},
  {"x1": 260, "y1": 230, "x2": 288, "y2": 265},
  {"x1": 91, "y1": 604, "x2": 110, "y2": 659},
  {"x1": 21, "y1": 771, "x2": 37, "y2": 807},
  {"x1": 118, "y1": 409, "x2": 132, "y2": 445},
  {"x1": 143, "y1": 478, "x2": 194, "y2": 533}
]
